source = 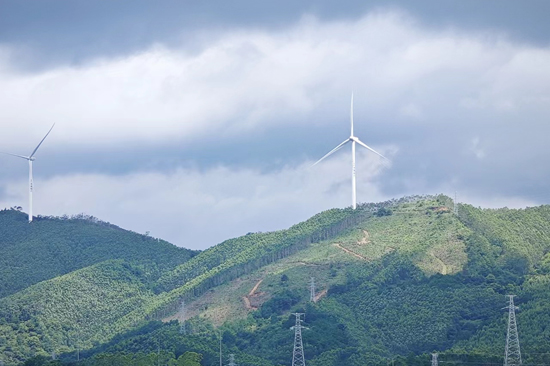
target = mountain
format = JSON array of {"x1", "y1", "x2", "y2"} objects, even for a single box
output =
[
  {"x1": 1, "y1": 196, "x2": 550, "y2": 366},
  {"x1": 0, "y1": 209, "x2": 198, "y2": 299}
]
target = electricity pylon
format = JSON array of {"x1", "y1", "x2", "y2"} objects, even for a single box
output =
[
  {"x1": 291, "y1": 313, "x2": 306, "y2": 366},
  {"x1": 453, "y1": 192, "x2": 458, "y2": 215},
  {"x1": 180, "y1": 300, "x2": 186, "y2": 335},
  {"x1": 504, "y1": 295, "x2": 522, "y2": 366},
  {"x1": 310, "y1": 277, "x2": 315, "y2": 302},
  {"x1": 228, "y1": 354, "x2": 237, "y2": 366},
  {"x1": 219, "y1": 333, "x2": 223, "y2": 366},
  {"x1": 431, "y1": 353, "x2": 439, "y2": 366}
]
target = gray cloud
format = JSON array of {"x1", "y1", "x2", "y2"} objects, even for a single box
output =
[
  {"x1": 1, "y1": 0, "x2": 549, "y2": 71},
  {"x1": 0, "y1": 153, "x2": 391, "y2": 249},
  {"x1": 0, "y1": 10, "x2": 549, "y2": 248}
]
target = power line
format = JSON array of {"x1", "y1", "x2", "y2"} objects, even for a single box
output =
[
  {"x1": 439, "y1": 362, "x2": 545, "y2": 366},
  {"x1": 454, "y1": 192, "x2": 459, "y2": 216},
  {"x1": 219, "y1": 333, "x2": 223, "y2": 366},
  {"x1": 157, "y1": 343, "x2": 161, "y2": 366},
  {"x1": 504, "y1": 295, "x2": 522, "y2": 366},
  {"x1": 180, "y1": 300, "x2": 186, "y2": 335},
  {"x1": 310, "y1": 277, "x2": 316, "y2": 303},
  {"x1": 76, "y1": 332, "x2": 80, "y2": 362},
  {"x1": 291, "y1": 313, "x2": 307, "y2": 366}
]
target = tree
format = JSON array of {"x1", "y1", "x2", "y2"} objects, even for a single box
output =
[{"x1": 175, "y1": 352, "x2": 202, "y2": 366}]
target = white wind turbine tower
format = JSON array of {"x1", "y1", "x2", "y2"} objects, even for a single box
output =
[
  {"x1": 1, "y1": 123, "x2": 55, "y2": 222},
  {"x1": 313, "y1": 94, "x2": 387, "y2": 209}
]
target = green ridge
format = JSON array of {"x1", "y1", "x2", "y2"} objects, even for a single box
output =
[
  {"x1": 0, "y1": 209, "x2": 197, "y2": 299},
  {"x1": 2, "y1": 196, "x2": 550, "y2": 366}
]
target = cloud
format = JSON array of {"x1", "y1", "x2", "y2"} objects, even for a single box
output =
[
  {"x1": 0, "y1": 11, "x2": 548, "y2": 150},
  {"x1": 1, "y1": 10, "x2": 550, "y2": 247},
  {"x1": 0, "y1": 151, "x2": 390, "y2": 249},
  {"x1": 469, "y1": 137, "x2": 485, "y2": 159}
]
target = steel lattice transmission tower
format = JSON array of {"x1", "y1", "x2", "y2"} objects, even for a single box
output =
[
  {"x1": 453, "y1": 192, "x2": 459, "y2": 215},
  {"x1": 431, "y1": 353, "x2": 439, "y2": 366},
  {"x1": 291, "y1": 313, "x2": 307, "y2": 366},
  {"x1": 504, "y1": 295, "x2": 522, "y2": 366},
  {"x1": 179, "y1": 300, "x2": 186, "y2": 335},
  {"x1": 219, "y1": 333, "x2": 223, "y2": 366},
  {"x1": 228, "y1": 354, "x2": 237, "y2": 366},
  {"x1": 310, "y1": 277, "x2": 316, "y2": 302}
]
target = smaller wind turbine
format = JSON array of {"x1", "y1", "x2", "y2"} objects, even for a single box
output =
[
  {"x1": 1, "y1": 123, "x2": 55, "y2": 222},
  {"x1": 313, "y1": 94, "x2": 386, "y2": 209}
]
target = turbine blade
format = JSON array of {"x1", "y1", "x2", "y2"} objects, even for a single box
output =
[
  {"x1": 0, "y1": 151, "x2": 30, "y2": 160},
  {"x1": 350, "y1": 93, "x2": 354, "y2": 137},
  {"x1": 30, "y1": 123, "x2": 55, "y2": 158},
  {"x1": 355, "y1": 138, "x2": 388, "y2": 160},
  {"x1": 312, "y1": 139, "x2": 350, "y2": 166}
]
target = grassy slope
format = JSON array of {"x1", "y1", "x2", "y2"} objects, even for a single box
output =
[
  {"x1": 97, "y1": 197, "x2": 473, "y2": 366},
  {"x1": 172, "y1": 197, "x2": 468, "y2": 327}
]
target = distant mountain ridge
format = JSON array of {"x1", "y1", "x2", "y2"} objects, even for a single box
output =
[
  {"x1": 1, "y1": 196, "x2": 550, "y2": 366},
  {"x1": 0, "y1": 209, "x2": 197, "y2": 298}
]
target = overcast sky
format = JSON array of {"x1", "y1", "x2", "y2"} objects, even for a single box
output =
[{"x1": 0, "y1": 0, "x2": 549, "y2": 249}]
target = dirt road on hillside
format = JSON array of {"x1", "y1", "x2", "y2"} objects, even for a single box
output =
[
  {"x1": 314, "y1": 289, "x2": 328, "y2": 302},
  {"x1": 333, "y1": 243, "x2": 368, "y2": 261},
  {"x1": 243, "y1": 279, "x2": 263, "y2": 310}
]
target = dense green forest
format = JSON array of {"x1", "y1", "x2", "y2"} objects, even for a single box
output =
[
  {"x1": 0, "y1": 209, "x2": 198, "y2": 298},
  {"x1": 1, "y1": 196, "x2": 550, "y2": 366},
  {"x1": 0, "y1": 203, "x2": 373, "y2": 364}
]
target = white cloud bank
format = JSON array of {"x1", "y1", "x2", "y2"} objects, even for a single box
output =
[
  {"x1": 0, "y1": 151, "x2": 390, "y2": 249},
  {"x1": 0, "y1": 11, "x2": 549, "y2": 149},
  {"x1": 1, "y1": 10, "x2": 550, "y2": 248}
]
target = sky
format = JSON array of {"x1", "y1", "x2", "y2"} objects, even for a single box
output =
[{"x1": 0, "y1": 0, "x2": 549, "y2": 250}]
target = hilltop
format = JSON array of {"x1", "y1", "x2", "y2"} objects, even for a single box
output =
[
  {"x1": 0, "y1": 209, "x2": 198, "y2": 299},
  {"x1": 1, "y1": 196, "x2": 550, "y2": 366}
]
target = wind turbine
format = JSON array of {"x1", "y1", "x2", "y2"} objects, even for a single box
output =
[
  {"x1": 1, "y1": 123, "x2": 55, "y2": 222},
  {"x1": 313, "y1": 94, "x2": 386, "y2": 209}
]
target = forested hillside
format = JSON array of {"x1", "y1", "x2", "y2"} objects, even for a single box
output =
[
  {"x1": 0, "y1": 260, "x2": 156, "y2": 360},
  {"x1": 0, "y1": 209, "x2": 197, "y2": 298},
  {"x1": 2, "y1": 196, "x2": 550, "y2": 366},
  {"x1": 0, "y1": 202, "x2": 379, "y2": 364}
]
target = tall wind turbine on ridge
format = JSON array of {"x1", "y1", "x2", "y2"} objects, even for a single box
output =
[
  {"x1": 1, "y1": 123, "x2": 55, "y2": 222},
  {"x1": 313, "y1": 94, "x2": 386, "y2": 209}
]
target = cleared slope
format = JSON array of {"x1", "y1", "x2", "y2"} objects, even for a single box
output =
[
  {"x1": 68, "y1": 196, "x2": 482, "y2": 366},
  {"x1": 0, "y1": 203, "x2": 374, "y2": 365},
  {"x1": 168, "y1": 196, "x2": 468, "y2": 326},
  {"x1": 154, "y1": 198, "x2": 550, "y2": 365}
]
